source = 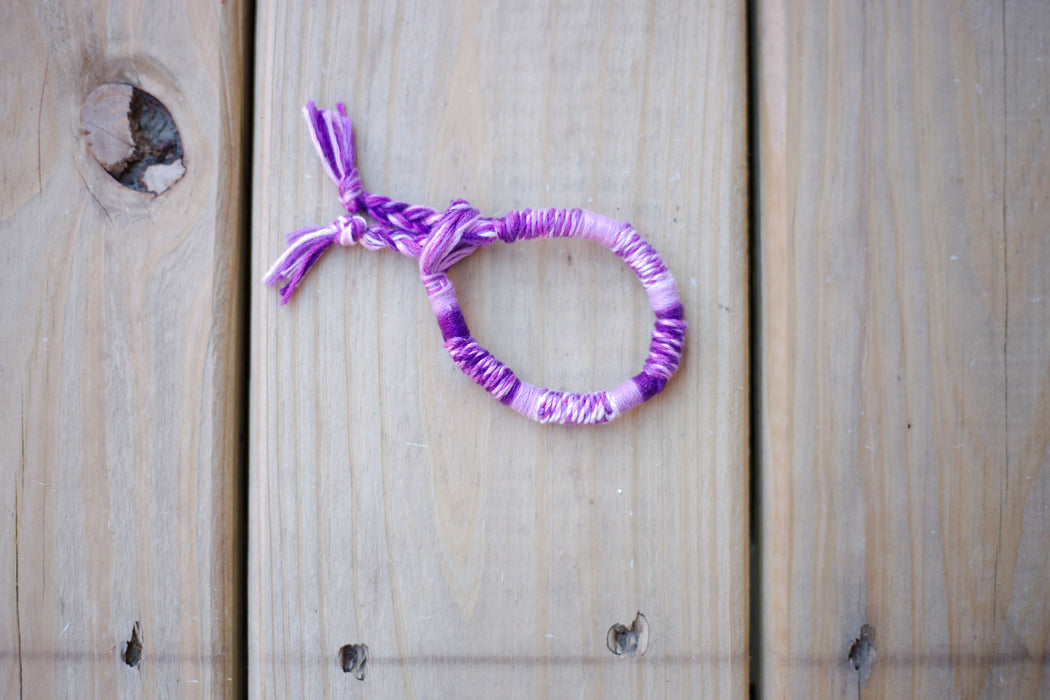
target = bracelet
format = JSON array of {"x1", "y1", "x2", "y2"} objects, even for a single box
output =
[{"x1": 264, "y1": 102, "x2": 686, "y2": 425}]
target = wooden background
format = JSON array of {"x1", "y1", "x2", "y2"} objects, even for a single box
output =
[
  {"x1": 250, "y1": 0, "x2": 747, "y2": 696},
  {"x1": 1, "y1": 1, "x2": 249, "y2": 698},
  {"x1": 758, "y1": 1, "x2": 1050, "y2": 697},
  {"x1": 1, "y1": 1, "x2": 1047, "y2": 699}
]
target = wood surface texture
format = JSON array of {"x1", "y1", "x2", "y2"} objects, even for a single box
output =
[
  {"x1": 757, "y1": 1, "x2": 1050, "y2": 698},
  {"x1": 1, "y1": 1, "x2": 248, "y2": 698},
  {"x1": 5, "y1": 0, "x2": 1049, "y2": 698},
  {"x1": 249, "y1": 0, "x2": 748, "y2": 697}
]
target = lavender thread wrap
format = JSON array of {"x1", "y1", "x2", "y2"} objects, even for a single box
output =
[{"x1": 264, "y1": 102, "x2": 687, "y2": 425}]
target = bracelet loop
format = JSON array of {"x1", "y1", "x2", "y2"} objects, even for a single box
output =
[{"x1": 264, "y1": 102, "x2": 686, "y2": 425}]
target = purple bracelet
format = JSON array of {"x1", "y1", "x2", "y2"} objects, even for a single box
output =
[{"x1": 264, "y1": 102, "x2": 686, "y2": 425}]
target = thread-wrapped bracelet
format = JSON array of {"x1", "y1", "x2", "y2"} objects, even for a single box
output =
[{"x1": 265, "y1": 102, "x2": 686, "y2": 425}]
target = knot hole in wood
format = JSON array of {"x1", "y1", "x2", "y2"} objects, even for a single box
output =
[
  {"x1": 82, "y1": 83, "x2": 185, "y2": 195},
  {"x1": 122, "y1": 621, "x2": 142, "y2": 668},
  {"x1": 339, "y1": 643, "x2": 368, "y2": 680},
  {"x1": 606, "y1": 611, "x2": 650, "y2": 658}
]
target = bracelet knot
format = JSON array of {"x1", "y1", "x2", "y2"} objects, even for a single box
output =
[
  {"x1": 334, "y1": 214, "x2": 368, "y2": 247},
  {"x1": 420, "y1": 199, "x2": 482, "y2": 275}
]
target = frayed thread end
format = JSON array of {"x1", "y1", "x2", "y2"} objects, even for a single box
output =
[
  {"x1": 263, "y1": 225, "x2": 341, "y2": 304},
  {"x1": 304, "y1": 101, "x2": 362, "y2": 212}
]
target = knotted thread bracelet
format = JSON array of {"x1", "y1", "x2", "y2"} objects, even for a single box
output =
[{"x1": 264, "y1": 102, "x2": 687, "y2": 426}]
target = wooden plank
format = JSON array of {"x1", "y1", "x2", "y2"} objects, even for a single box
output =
[
  {"x1": 0, "y1": 1, "x2": 249, "y2": 697},
  {"x1": 757, "y1": 0, "x2": 1050, "y2": 696},
  {"x1": 250, "y1": 0, "x2": 748, "y2": 696}
]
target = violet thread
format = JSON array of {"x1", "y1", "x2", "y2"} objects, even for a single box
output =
[{"x1": 264, "y1": 102, "x2": 686, "y2": 425}]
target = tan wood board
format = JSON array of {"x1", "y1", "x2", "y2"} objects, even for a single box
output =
[
  {"x1": 250, "y1": 0, "x2": 748, "y2": 696},
  {"x1": 757, "y1": 1, "x2": 1050, "y2": 697},
  {"x1": 0, "y1": 1, "x2": 249, "y2": 697}
]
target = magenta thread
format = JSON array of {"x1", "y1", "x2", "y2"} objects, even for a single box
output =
[{"x1": 265, "y1": 102, "x2": 686, "y2": 425}]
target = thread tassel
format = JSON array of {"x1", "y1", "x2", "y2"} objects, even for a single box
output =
[
  {"x1": 304, "y1": 101, "x2": 361, "y2": 207},
  {"x1": 262, "y1": 225, "x2": 340, "y2": 304},
  {"x1": 263, "y1": 101, "x2": 364, "y2": 304}
]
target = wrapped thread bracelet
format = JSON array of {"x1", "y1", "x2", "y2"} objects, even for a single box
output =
[{"x1": 264, "y1": 102, "x2": 686, "y2": 425}]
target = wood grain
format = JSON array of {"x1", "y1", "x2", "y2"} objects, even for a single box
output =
[
  {"x1": 757, "y1": 1, "x2": 1050, "y2": 697},
  {"x1": 250, "y1": 0, "x2": 748, "y2": 697},
  {"x1": 0, "y1": 1, "x2": 248, "y2": 697}
]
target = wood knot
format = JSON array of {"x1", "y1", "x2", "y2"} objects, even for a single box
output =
[{"x1": 82, "y1": 84, "x2": 185, "y2": 195}]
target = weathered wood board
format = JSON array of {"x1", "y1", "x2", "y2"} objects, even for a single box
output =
[
  {"x1": 0, "y1": 1, "x2": 248, "y2": 697},
  {"x1": 757, "y1": 1, "x2": 1050, "y2": 697},
  {"x1": 250, "y1": 1, "x2": 748, "y2": 697}
]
